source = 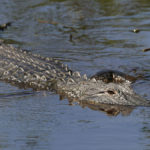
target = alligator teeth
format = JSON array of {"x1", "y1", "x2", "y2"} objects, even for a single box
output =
[{"x1": 83, "y1": 74, "x2": 87, "y2": 80}]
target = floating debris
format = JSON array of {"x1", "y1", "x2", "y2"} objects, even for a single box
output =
[
  {"x1": 69, "y1": 34, "x2": 73, "y2": 42},
  {"x1": 0, "y1": 22, "x2": 11, "y2": 31},
  {"x1": 132, "y1": 28, "x2": 140, "y2": 33},
  {"x1": 142, "y1": 48, "x2": 150, "y2": 52}
]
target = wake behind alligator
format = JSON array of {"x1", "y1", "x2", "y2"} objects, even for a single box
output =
[{"x1": 0, "y1": 40, "x2": 150, "y2": 107}]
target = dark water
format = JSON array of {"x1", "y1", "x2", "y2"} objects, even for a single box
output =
[{"x1": 1, "y1": 0, "x2": 150, "y2": 149}]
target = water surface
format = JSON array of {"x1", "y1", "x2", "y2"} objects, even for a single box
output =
[{"x1": 1, "y1": 0, "x2": 150, "y2": 149}]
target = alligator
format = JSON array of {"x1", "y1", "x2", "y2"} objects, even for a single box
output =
[{"x1": 0, "y1": 39, "x2": 150, "y2": 107}]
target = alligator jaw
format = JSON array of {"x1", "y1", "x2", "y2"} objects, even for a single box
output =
[
  {"x1": 81, "y1": 91, "x2": 150, "y2": 106},
  {"x1": 56, "y1": 78, "x2": 150, "y2": 106}
]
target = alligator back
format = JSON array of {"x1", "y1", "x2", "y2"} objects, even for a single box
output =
[{"x1": 0, "y1": 42, "x2": 71, "y2": 90}]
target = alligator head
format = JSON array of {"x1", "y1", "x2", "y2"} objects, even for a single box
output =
[{"x1": 56, "y1": 70, "x2": 150, "y2": 106}]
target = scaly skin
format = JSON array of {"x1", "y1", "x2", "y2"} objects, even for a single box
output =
[{"x1": 0, "y1": 40, "x2": 149, "y2": 106}]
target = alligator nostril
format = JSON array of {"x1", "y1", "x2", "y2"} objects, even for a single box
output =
[{"x1": 107, "y1": 90, "x2": 115, "y2": 95}]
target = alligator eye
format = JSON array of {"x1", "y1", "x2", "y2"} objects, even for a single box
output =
[{"x1": 107, "y1": 90, "x2": 115, "y2": 95}]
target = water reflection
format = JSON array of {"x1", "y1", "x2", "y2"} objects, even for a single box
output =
[
  {"x1": 58, "y1": 91, "x2": 136, "y2": 116},
  {"x1": 77, "y1": 101, "x2": 134, "y2": 116}
]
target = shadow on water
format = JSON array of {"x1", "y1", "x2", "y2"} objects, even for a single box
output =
[
  {"x1": 0, "y1": 91, "x2": 35, "y2": 99},
  {"x1": 1, "y1": 0, "x2": 150, "y2": 149}
]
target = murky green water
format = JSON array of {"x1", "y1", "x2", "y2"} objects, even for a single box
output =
[{"x1": 1, "y1": 0, "x2": 150, "y2": 149}]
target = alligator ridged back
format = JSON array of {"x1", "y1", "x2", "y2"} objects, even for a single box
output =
[{"x1": 0, "y1": 43, "x2": 72, "y2": 90}]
